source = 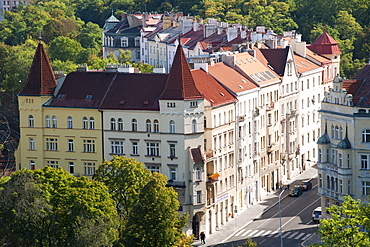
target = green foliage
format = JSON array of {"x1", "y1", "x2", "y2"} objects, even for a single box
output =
[
  {"x1": 48, "y1": 36, "x2": 83, "y2": 62},
  {"x1": 77, "y1": 21, "x2": 102, "y2": 50},
  {"x1": 118, "y1": 49, "x2": 133, "y2": 64},
  {"x1": 123, "y1": 172, "x2": 188, "y2": 247},
  {"x1": 42, "y1": 18, "x2": 80, "y2": 43},
  {"x1": 51, "y1": 59, "x2": 78, "y2": 73},
  {"x1": 0, "y1": 167, "x2": 118, "y2": 247},
  {"x1": 238, "y1": 238, "x2": 257, "y2": 247},
  {"x1": 317, "y1": 195, "x2": 370, "y2": 247}
]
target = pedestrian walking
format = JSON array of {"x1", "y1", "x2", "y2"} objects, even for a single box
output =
[
  {"x1": 200, "y1": 231, "x2": 206, "y2": 244},
  {"x1": 287, "y1": 184, "x2": 290, "y2": 190}
]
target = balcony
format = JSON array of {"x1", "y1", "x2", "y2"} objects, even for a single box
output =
[
  {"x1": 266, "y1": 102, "x2": 274, "y2": 111},
  {"x1": 166, "y1": 180, "x2": 186, "y2": 188},
  {"x1": 238, "y1": 115, "x2": 245, "y2": 122},
  {"x1": 338, "y1": 167, "x2": 352, "y2": 176}
]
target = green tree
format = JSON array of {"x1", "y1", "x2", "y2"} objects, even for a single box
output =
[
  {"x1": 118, "y1": 49, "x2": 133, "y2": 64},
  {"x1": 42, "y1": 18, "x2": 79, "y2": 43},
  {"x1": 51, "y1": 59, "x2": 78, "y2": 74},
  {"x1": 317, "y1": 195, "x2": 370, "y2": 247},
  {"x1": 0, "y1": 167, "x2": 118, "y2": 247},
  {"x1": 48, "y1": 36, "x2": 83, "y2": 62},
  {"x1": 77, "y1": 21, "x2": 102, "y2": 50},
  {"x1": 123, "y1": 172, "x2": 187, "y2": 247}
]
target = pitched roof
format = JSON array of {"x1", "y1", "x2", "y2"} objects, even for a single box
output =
[
  {"x1": 308, "y1": 32, "x2": 341, "y2": 55},
  {"x1": 19, "y1": 42, "x2": 56, "y2": 96},
  {"x1": 100, "y1": 73, "x2": 168, "y2": 110},
  {"x1": 305, "y1": 48, "x2": 331, "y2": 64},
  {"x1": 190, "y1": 147, "x2": 204, "y2": 164},
  {"x1": 208, "y1": 62, "x2": 257, "y2": 93},
  {"x1": 347, "y1": 64, "x2": 370, "y2": 106},
  {"x1": 294, "y1": 54, "x2": 321, "y2": 74},
  {"x1": 159, "y1": 45, "x2": 203, "y2": 100},
  {"x1": 191, "y1": 68, "x2": 236, "y2": 107},
  {"x1": 49, "y1": 71, "x2": 116, "y2": 108},
  {"x1": 259, "y1": 47, "x2": 289, "y2": 76}
]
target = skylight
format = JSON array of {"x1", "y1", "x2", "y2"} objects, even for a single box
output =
[
  {"x1": 261, "y1": 72, "x2": 270, "y2": 80},
  {"x1": 86, "y1": 95, "x2": 93, "y2": 100},
  {"x1": 58, "y1": 94, "x2": 65, "y2": 100},
  {"x1": 250, "y1": 74, "x2": 260, "y2": 82},
  {"x1": 265, "y1": 71, "x2": 276, "y2": 78}
]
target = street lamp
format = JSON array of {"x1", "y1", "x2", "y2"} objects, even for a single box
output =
[{"x1": 279, "y1": 188, "x2": 287, "y2": 247}]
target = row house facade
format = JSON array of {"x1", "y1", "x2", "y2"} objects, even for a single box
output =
[{"x1": 318, "y1": 63, "x2": 370, "y2": 216}]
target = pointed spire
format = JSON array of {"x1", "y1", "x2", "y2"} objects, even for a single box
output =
[
  {"x1": 337, "y1": 124, "x2": 352, "y2": 149},
  {"x1": 19, "y1": 42, "x2": 56, "y2": 96},
  {"x1": 159, "y1": 45, "x2": 203, "y2": 100}
]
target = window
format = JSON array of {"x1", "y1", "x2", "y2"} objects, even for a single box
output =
[
  {"x1": 132, "y1": 142, "x2": 138, "y2": 155},
  {"x1": 196, "y1": 190, "x2": 202, "y2": 204},
  {"x1": 47, "y1": 160, "x2": 59, "y2": 169},
  {"x1": 146, "y1": 119, "x2": 151, "y2": 132},
  {"x1": 146, "y1": 142, "x2": 159, "y2": 156},
  {"x1": 118, "y1": 118, "x2": 123, "y2": 131},
  {"x1": 29, "y1": 115, "x2": 34, "y2": 127},
  {"x1": 111, "y1": 140, "x2": 124, "y2": 154},
  {"x1": 30, "y1": 160, "x2": 35, "y2": 170},
  {"x1": 154, "y1": 120, "x2": 159, "y2": 132},
  {"x1": 190, "y1": 101, "x2": 198, "y2": 107},
  {"x1": 52, "y1": 116, "x2": 57, "y2": 128},
  {"x1": 84, "y1": 162, "x2": 95, "y2": 175},
  {"x1": 121, "y1": 37, "x2": 128, "y2": 47},
  {"x1": 68, "y1": 116, "x2": 73, "y2": 129},
  {"x1": 147, "y1": 165, "x2": 160, "y2": 173},
  {"x1": 196, "y1": 167, "x2": 201, "y2": 181},
  {"x1": 169, "y1": 120, "x2": 175, "y2": 133},
  {"x1": 83, "y1": 117, "x2": 88, "y2": 129},
  {"x1": 335, "y1": 126, "x2": 339, "y2": 139},
  {"x1": 134, "y1": 37, "x2": 140, "y2": 47},
  {"x1": 83, "y1": 140, "x2": 95, "y2": 153},
  {"x1": 362, "y1": 181, "x2": 370, "y2": 195},
  {"x1": 192, "y1": 119, "x2": 197, "y2": 133},
  {"x1": 331, "y1": 125, "x2": 334, "y2": 138},
  {"x1": 89, "y1": 117, "x2": 94, "y2": 129},
  {"x1": 29, "y1": 138, "x2": 35, "y2": 150},
  {"x1": 69, "y1": 162, "x2": 74, "y2": 174},
  {"x1": 46, "y1": 138, "x2": 58, "y2": 151},
  {"x1": 45, "y1": 115, "x2": 50, "y2": 128},
  {"x1": 132, "y1": 119, "x2": 137, "y2": 131},
  {"x1": 169, "y1": 167, "x2": 177, "y2": 181},
  {"x1": 68, "y1": 139, "x2": 74, "y2": 152},
  {"x1": 362, "y1": 129, "x2": 370, "y2": 142},
  {"x1": 361, "y1": 155, "x2": 369, "y2": 169},
  {"x1": 169, "y1": 143, "x2": 176, "y2": 158},
  {"x1": 167, "y1": 102, "x2": 176, "y2": 108},
  {"x1": 111, "y1": 118, "x2": 116, "y2": 130}
]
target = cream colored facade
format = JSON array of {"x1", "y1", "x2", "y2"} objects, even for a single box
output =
[{"x1": 17, "y1": 95, "x2": 103, "y2": 176}]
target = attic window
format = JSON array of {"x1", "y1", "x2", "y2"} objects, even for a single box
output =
[
  {"x1": 209, "y1": 99, "x2": 214, "y2": 103},
  {"x1": 86, "y1": 95, "x2": 93, "y2": 100},
  {"x1": 238, "y1": 85, "x2": 243, "y2": 89},
  {"x1": 119, "y1": 100, "x2": 125, "y2": 105},
  {"x1": 265, "y1": 71, "x2": 276, "y2": 78},
  {"x1": 261, "y1": 72, "x2": 270, "y2": 80},
  {"x1": 58, "y1": 94, "x2": 65, "y2": 100},
  {"x1": 167, "y1": 102, "x2": 176, "y2": 108},
  {"x1": 251, "y1": 57, "x2": 256, "y2": 61},
  {"x1": 241, "y1": 79, "x2": 246, "y2": 83},
  {"x1": 220, "y1": 92, "x2": 225, "y2": 96},
  {"x1": 143, "y1": 101, "x2": 149, "y2": 105},
  {"x1": 190, "y1": 101, "x2": 198, "y2": 108}
]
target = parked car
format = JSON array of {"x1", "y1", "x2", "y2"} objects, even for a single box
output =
[
  {"x1": 289, "y1": 186, "x2": 303, "y2": 197},
  {"x1": 301, "y1": 180, "x2": 313, "y2": 191},
  {"x1": 312, "y1": 206, "x2": 322, "y2": 223}
]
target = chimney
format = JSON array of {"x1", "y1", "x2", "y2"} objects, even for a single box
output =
[
  {"x1": 121, "y1": 13, "x2": 127, "y2": 20},
  {"x1": 118, "y1": 64, "x2": 134, "y2": 73},
  {"x1": 203, "y1": 24, "x2": 216, "y2": 38},
  {"x1": 194, "y1": 62, "x2": 208, "y2": 73},
  {"x1": 163, "y1": 15, "x2": 172, "y2": 30},
  {"x1": 227, "y1": 27, "x2": 238, "y2": 42},
  {"x1": 217, "y1": 27, "x2": 223, "y2": 35},
  {"x1": 193, "y1": 21, "x2": 199, "y2": 32},
  {"x1": 142, "y1": 12, "x2": 148, "y2": 27},
  {"x1": 181, "y1": 19, "x2": 192, "y2": 34},
  {"x1": 241, "y1": 30, "x2": 246, "y2": 39},
  {"x1": 77, "y1": 64, "x2": 88, "y2": 72}
]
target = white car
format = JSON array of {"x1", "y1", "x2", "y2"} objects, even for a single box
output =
[{"x1": 312, "y1": 206, "x2": 322, "y2": 223}]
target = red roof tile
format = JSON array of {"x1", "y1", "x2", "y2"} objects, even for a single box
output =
[
  {"x1": 19, "y1": 42, "x2": 56, "y2": 96},
  {"x1": 159, "y1": 45, "x2": 203, "y2": 100},
  {"x1": 347, "y1": 64, "x2": 370, "y2": 106},
  {"x1": 308, "y1": 32, "x2": 341, "y2": 55},
  {"x1": 191, "y1": 69, "x2": 236, "y2": 107}
]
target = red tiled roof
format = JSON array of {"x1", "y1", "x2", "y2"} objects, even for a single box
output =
[
  {"x1": 190, "y1": 147, "x2": 204, "y2": 164},
  {"x1": 159, "y1": 45, "x2": 203, "y2": 100},
  {"x1": 191, "y1": 69, "x2": 236, "y2": 107},
  {"x1": 308, "y1": 32, "x2": 341, "y2": 55},
  {"x1": 208, "y1": 63, "x2": 257, "y2": 93},
  {"x1": 100, "y1": 73, "x2": 168, "y2": 110},
  {"x1": 305, "y1": 48, "x2": 331, "y2": 64},
  {"x1": 19, "y1": 42, "x2": 56, "y2": 96},
  {"x1": 348, "y1": 64, "x2": 370, "y2": 106},
  {"x1": 294, "y1": 54, "x2": 321, "y2": 74}
]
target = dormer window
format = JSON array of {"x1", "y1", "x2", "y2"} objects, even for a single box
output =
[
  {"x1": 58, "y1": 94, "x2": 65, "y2": 99},
  {"x1": 190, "y1": 101, "x2": 198, "y2": 108},
  {"x1": 86, "y1": 95, "x2": 92, "y2": 100},
  {"x1": 167, "y1": 102, "x2": 176, "y2": 108},
  {"x1": 121, "y1": 37, "x2": 128, "y2": 47},
  {"x1": 135, "y1": 37, "x2": 140, "y2": 47}
]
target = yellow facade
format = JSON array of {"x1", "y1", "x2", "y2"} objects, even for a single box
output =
[{"x1": 17, "y1": 95, "x2": 103, "y2": 177}]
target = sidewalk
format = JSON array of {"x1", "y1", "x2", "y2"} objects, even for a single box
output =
[{"x1": 193, "y1": 165, "x2": 319, "y2": 247}]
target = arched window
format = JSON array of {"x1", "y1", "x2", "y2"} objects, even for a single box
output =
[
  {"x1": 111, "y1": 118, "x2": 116, "y2": 130},
  {"x1": 67, "y1": 116, "x2": 73, "y2": 129},
  {"x1": 192, "y1": 119, "x2": 197, "y2": 133},
  {"x1": 83, "y1": 117, "x2": 88, "y2": 129},
  {"x1": 45, "y1": 115, "x2": 50, "y2": 128},
  {"x1": 169, "y1": 120, "x2": 175, "y2": 133},
  {"x1": 90, "y1": 117, "x2": 94, "y2": 129},
  {"x1": 132, "y1": 119, "x2": 137, "y2": 131},
  {"x1": 118, "y1": 118, "x2": 123, "y2": 131},
  {"x1": 331, "y1": 125, "x2": 334, "y2": 138},
  {"x1": 52, "y1": 116, "x2": 57, "y2": 128},
  {"x1": 340, "y1": 126, "x2": 343, "y2": 139},
  {"x1": 335, "y1": 126, "x2": 339, "y2": 139},
  {"x1": 153, "y1": 120, "x2": 159, "y2": 132},
  {"x1": 28, "y1": 115, "x2": 35, "y2": 127},
  {"x1": 362, "y1": 129, "x2": 370, "y2": 142},
  {"x1": 146, "y1": 119, "x2": 151, "y2": 132}
]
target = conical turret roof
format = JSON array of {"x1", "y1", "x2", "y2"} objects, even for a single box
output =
[
  {"x1": 159, "y1": 45, "x2": 203, "y2": 100},
  {"x1": 19, "y1": 42, "x2": 56, "y2": 96}
]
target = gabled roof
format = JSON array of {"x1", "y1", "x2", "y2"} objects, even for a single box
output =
[
  {"x1": 294, "y1": 54, "x2": 321, "y2": 74},
  {"x1": 19, "y1": 42, "x2": 56, "y2": 96},
  {"x1": 346, "y1": 64, "x2": 370, "y2": 106},
  {"x1": 259, "y1": 47, "x2": 289, "y2": 76},
  {"x1": 100, "y1": 73, "x2": 168, "y2": 110},
  {"x1": 159, "y1": 45, "x2": 203, "y2": 100},
  {"x1": 208, "y1": 62, "x2": 257, "y2": 93},
  {"x1": 191, "y1": 68, "x2": 236, "y2": 107},
  {"x1": 49, "y1": 71, "x2": 116, "y2": 108},
  {"x1": 308, "y1": 32, "x2": 341, "y2": 55}
]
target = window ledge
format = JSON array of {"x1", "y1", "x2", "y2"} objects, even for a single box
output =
[
  {"x1": 109, "y1": 153, "x2": 125, "y2": 156},
  {"x1": 168, "y1": 156, "x2": 178, "y2": 159},
  {"x1": 130, "y1": 154, "x2": 140, "y2": 156},
  {"x1": 145, "y1": 155, "x2": 161, "y2": 158}
]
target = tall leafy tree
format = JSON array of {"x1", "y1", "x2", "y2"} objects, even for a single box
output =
[
  {"x1": 0, "y1": 167, "x2": 118, "y2": 247},
  {"x1": 123, "y1": 172, "x2": 187, "y2": 247},
  {"x1": 48, "y1": 36, "x2": 83, "y2": 62}
]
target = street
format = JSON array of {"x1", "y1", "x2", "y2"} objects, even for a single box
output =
[{"x1": 212, "y1": 178, "x2": 320, "y2": 247}]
